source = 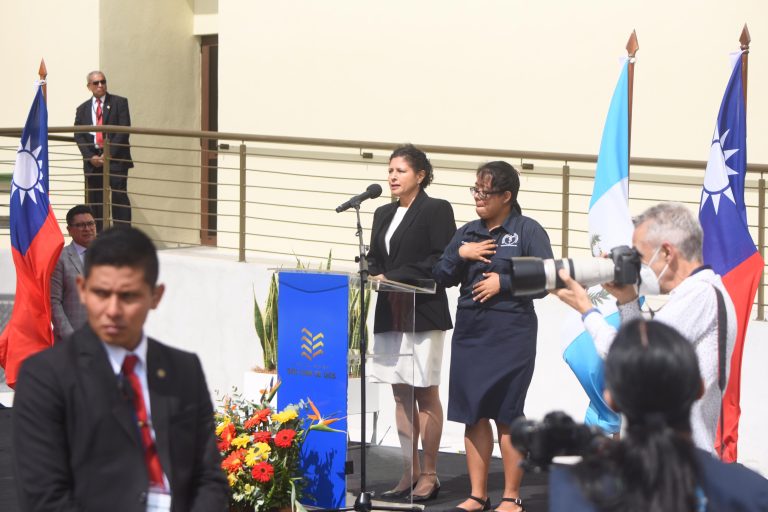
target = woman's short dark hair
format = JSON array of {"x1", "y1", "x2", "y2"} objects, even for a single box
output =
[
  {"x1": 390, "y1": 144, "x2": 433, "y2": 189},
  {"x1": 476, "y1": 161, "x2": 522, "y2": 214}
]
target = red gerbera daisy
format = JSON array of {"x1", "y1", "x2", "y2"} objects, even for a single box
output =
[
  {"x1": 252, "y1": 461, "x2": 275, "y2": 483},
  {"x1": 243, "y1": 415, "x2": 260, "y2": 430},
  {"x1": 253, "y1": 430, "x2": 272, "y2": 443},
  {"x1": 274, "y1": 429, "x2": 297, "y2": 448}
]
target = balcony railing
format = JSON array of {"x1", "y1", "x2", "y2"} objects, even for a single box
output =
[{"x1": 1, "y1": 125, "x2": 767, "y2": 318}]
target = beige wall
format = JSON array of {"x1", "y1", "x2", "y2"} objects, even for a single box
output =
[
  {"x1": 0, "y1": 0, "x2": 202, "y2": 246},
  {"x1": 219, "y1": 1, "x2": 768, "y2": 162},
  {"x1": 100, "y1": 0, "x2": 202, "y2": 244},
  {"x1": 0, "y1": 1, "x2": 98, "y2": 127}
]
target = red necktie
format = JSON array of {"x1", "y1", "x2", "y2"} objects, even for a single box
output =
[
  {"x1": 95, "y1": 98, "x2": 104, "y2": 146},
  {"x1": 122, "y1": 355, "x2": 165, "y2": 489}
]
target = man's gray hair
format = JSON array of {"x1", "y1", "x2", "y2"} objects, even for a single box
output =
[
  {"x1": 634, "y1": 202, "x2": 703, "y2": 261},
  {"x1": 86, "y1": 70, "x2": 105, "y2": 82}
]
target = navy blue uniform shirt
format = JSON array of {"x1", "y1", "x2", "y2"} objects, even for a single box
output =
[{"x1": 433, "y1": 210, "x2": 554, "y2": 313}]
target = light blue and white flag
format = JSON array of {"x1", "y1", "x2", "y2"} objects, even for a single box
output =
[{"x1": 560, "y1": 57, "x2": 634, "y2": 434}]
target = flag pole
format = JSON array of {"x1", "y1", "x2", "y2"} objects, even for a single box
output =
[
  {"x1": 740, "y1": 24, "x2": 750, "y2": 110},
  {"x1": 38, "y1": 59, "x2": 47, "y2": 103},
  {"x1": 626, "y1": 30, "x2": 639, "y2": 184},
  {"x1": 740, "y1": 24, "x2": 763, "y2": 320}
]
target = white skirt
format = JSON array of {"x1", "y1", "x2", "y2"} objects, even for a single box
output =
[{"x1": 369, "y1": 330, "x2": 446, "y2": 387}]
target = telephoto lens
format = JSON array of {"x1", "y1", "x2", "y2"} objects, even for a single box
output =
[{"x1": 508, "y1": 245, "x2": 640, "y2": 296}]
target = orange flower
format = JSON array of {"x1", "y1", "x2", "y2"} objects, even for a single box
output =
[
  {"x1": 256, "y1": 408, "x2": 271, "y2": 424},
  {"x1": 218, "y1": 422, "x2": 236, "y2": 451},
  {"x1": 243, "y1": 415, "x2": 260, "y2": 430},
  {"x1": 274, "y1": 429, "x2": 296, "y2": 448},
  {"x1": 221, "y1": 448, "x2": 246, "y2": 473},
  {"x1": 251, "y1": 461, "x2": 274, "y2": 483}
]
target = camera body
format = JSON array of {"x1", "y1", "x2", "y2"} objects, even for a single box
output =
[
  {"x1": 609, "y1": 245, "x2": 642, "y2": 287},
  {"x1": 511, "y1": 411, "x2": 607, "y2": 472},
  {"x1": 509, "y1": 245, "x2": 641, "y2": 296}
]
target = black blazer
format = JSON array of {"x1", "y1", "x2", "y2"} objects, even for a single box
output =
[
  {"x1": 12, "y1": 325, "x2": 229, "y2": 512},
  {"x1": 367, "y1": 190, "x2": 456, "y2": 333},
  {"x1": 74, "y1": 93, "x2": 134, "y2": 171}
]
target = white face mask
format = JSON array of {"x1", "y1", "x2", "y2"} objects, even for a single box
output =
[{"x1": 638, "y1": 246, "x2": 669, "y2": 296}]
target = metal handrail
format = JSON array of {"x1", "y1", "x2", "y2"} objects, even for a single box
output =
[
  {"x1": 1, "y1": 124, "x2": 766, "y2": 318},
  {"x1": 3, "y1": 125, "x2": 768, "y2": 174}
]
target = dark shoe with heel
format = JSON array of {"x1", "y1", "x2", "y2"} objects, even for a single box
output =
[
  {"x1": 446, "y1": 495, "x2": 491, "y2": 512},
  {"x1": 380, "y1": 481, "x2": 417, "y2": 500},
  {"x1": 495, "y1": 497, "x2": 525, "y2": 512},
  {"x1": 412, "y1": 472, "x2": 440, "y2": 502}
]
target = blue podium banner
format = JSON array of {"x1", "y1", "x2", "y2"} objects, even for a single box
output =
[{"x1": 277, "y1": 272, "x2": 349, "y2": 508}]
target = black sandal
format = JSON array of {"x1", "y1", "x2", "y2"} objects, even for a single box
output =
[
  {"x1": 447, "y1": 495, "x2": 491, "y2": 512},
  {"x1": 495, "y1": 497, "x2": 524, "y2": 512}
]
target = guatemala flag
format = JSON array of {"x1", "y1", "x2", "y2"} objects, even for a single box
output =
[
  {"x1": 0, "y1": 85, "x2": 64, "y2": 388},
  {"x1": 561, "y1": 57, "x2": 634, "y2": 434},
  {"x1": 699, "y1": 52, "x2": 763, "y2": 462}
]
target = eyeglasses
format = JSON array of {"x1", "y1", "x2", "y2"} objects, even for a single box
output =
[
  {"x1": 469, "y1": 187, "x2": 503, "y2": 200},
  {"x1": 90, "y1": 79, "x2": 107, "y2": 86},
  {"x1": 70, "y1": 221, "x2": 96, "y2": 229}
]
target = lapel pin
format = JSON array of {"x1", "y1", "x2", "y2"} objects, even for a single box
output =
[{"x1": 157, "y1": 368, "x2": 166, "y2": 379}]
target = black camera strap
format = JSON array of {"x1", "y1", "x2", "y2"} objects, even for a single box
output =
[{"x1": 712, "y1": 284, "x2": 727, "y2": 460}]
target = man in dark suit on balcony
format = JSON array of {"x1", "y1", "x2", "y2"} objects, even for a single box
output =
[{"x1": 74, "y1": 70, "x2": 134, "y2": 230}]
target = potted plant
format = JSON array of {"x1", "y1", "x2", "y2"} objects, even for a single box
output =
[{"x1": 252, "y1": 252, "x2": 370, "y2": 379}]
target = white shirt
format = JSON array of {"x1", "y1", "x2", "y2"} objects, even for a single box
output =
[
  {"x1": 72, "y1": 241, "x2": 87, "y2": 264},
  {"x1": 583, "y1": 268, "x2": 737, "y2": 454},
  {"x1": 384, "y1": 206, "x2": 408, "y2": 254}
]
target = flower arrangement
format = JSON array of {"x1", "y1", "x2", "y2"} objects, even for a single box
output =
[{"x1": 216, "y1": 382, "x2": 308, "y2": 512}]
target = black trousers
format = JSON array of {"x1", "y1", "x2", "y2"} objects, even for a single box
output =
[{"x1": 84, "y1": 166, "x2": 131, "y2": 231}]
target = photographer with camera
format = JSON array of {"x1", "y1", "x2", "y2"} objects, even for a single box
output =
[
  {"x1": 552, "y1": 202, "x2": 736, "y2": 455},
  {"x1": 546, "y1": 319, "x2": 768, "y2": 511}
]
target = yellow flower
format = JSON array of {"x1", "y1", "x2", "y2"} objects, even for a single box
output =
[
  {"x1": 255, "y1": 442, "x2": 272, "y2": 460},
  {"x1": 244, "y1": 447, "x2": 259, "y2": 467},
  {"x1": 244, "y1": 483, "x2": 254, "y2": 495},
  {"x1": 215, "y1": 416, "x2": 231, "y2": 436},
  {"x1": 227, "y1": 472, "x2": 238, "y2": 487},
  {"x1": 231, "y1": 433, "x2": 251, "y2": 449},
  {"x1": 272, "y1": 407, "x2": 298, "y2": 423}
]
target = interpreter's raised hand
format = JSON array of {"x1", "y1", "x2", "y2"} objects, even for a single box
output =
[
  {"x1": 550, "y1": 268, "x2": 594, "y2": 314},
  {"x1": 472, "y1": 272, "x2": 501, "y2": 302},
  {"x1": 459, "y1": 240, "x2": 497, "y2": 263}
]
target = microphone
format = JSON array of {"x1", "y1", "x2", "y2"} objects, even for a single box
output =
[{"x1": 335, "y1": 184, "x2": 383, "y2": 213}]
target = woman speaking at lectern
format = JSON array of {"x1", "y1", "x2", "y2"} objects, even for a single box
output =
[{"x1": 366, "y1": 144, "x2": 456, "y2": 502}]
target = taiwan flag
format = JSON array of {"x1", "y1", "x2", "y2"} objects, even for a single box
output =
[
  {"x1": 0, "y1": 85, "x2": 64, "y2": 388},
  {"x1": 699, "y1": 52, "x2": 763, "y2": 462}
]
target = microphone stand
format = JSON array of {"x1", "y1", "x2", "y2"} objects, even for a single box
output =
[{"x1": 322, "y1": 202, "x2": 420, "y2": 512}]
